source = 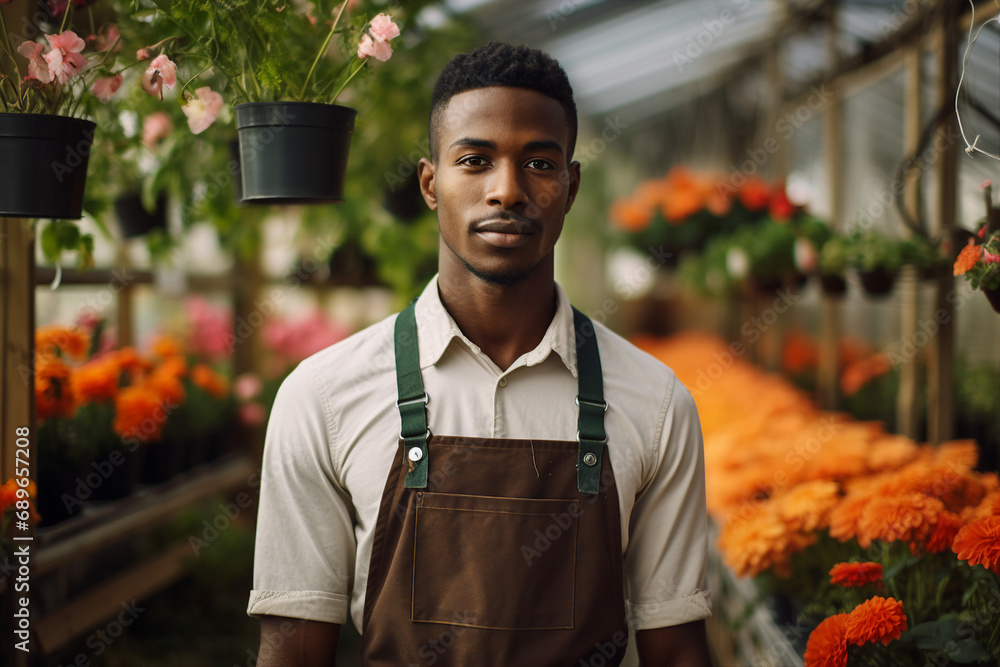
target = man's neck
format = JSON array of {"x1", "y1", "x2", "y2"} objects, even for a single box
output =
[{"x1": 437, "y1": 260, "x2": 558, "y2": 373}]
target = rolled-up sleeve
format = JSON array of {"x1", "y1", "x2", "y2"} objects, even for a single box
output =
[
  {"x1": 624, "y1": 376, "x2": 713, "y2": 630},
  {"x1": 247, "y1": 360, "x2": 355, "y2": 624}
]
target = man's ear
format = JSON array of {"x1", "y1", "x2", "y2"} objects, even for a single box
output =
[
  {"x1": 564, "y1": 160, "x2": 582, "y2": 214},
  {"x1": 417, "y1": 158, "x2": 437, "y2": 211}
]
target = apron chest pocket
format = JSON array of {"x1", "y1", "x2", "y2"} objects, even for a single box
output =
[{"x1": 411, "y1": 492, "x2": 580, "y2": 631}]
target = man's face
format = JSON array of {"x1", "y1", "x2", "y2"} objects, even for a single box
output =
[{"x1": 418, "y1": 86, "x2": 581, "y2": 285}]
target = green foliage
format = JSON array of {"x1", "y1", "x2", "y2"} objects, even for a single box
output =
[
  {"x1": 820, "y1": 235, "x2": 850, "y2": 275},
  {"x1": 847, "y1": 229, "x2": 904, "y2": 273}
]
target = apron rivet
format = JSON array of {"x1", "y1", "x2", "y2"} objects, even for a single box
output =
[
  {"x1": 408, "y1": 447, "x2": 423, "y2": 462},
  {"x1": 583, "y1": 452, "x2": 598, "y2": 466}
]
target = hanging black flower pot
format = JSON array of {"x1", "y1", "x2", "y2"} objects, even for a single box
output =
[
  {"x1": 858, "y1": 268, "x2": 897, "y2": 296},
  {"x1": 235, "y1": 102, "x2": 357, "y2": 205},
  {"x1": 983, "y1": 287, "x2": 1000, "y2": 315},
  {"x1": 820, "y1": 273, "x2": 848, "y2": 297},
  {"x1": 0, "y1": 113, "x2": 95, "y2": 219},
  {"x1": 113, "y1": 192, "x2": 168, "y2": 238},
  {"x1": 37, "y1": 468, "x2": 84, "y2": 528}
]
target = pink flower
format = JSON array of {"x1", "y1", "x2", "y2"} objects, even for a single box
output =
[
  {"x1": 980, "y1": 225, "x2": 988, "y2": 240},
  {"x1": 234, "y1": 373, "x2": 263, "y2": 401},
  {"x1": 183, "y1": 296, "x2": 233, "y2": 360},
  {"x1": 238, "y1": 402, "x2": 267, "y2": 427},
  {"x1": 91, "y1": 73, "x2": 122, "y2": 102},
  {"x1": 985, "y1": 249, "x2": 1000, "y2": 265},
  {"x1": 358, "y1": 34, "x2": 393, "y2": 62},
  {"x1": 263, "y1": 311, "x2": 349, "y2": 362},
  {"x1": 97, "y1": 24, "x2": 122, "y2": 53},
  {"x1": 982, "y1": 180, "x2": 992, "y2": 190},
  {"x1": 136, "y1": 48, "x2": 150, "y2": 61},
  {"x1": 47, "y1": 0, "x2": 86, "y2": 17},
  {"x1": 44, "y1": 31, "x2": 89, "y2": 84},
  {"x1": 16, "y1": 41, "x2": 51, "y2": 83},
  {"x1": 141, "y1": 111, "x2": 174, "y2": 149},
  {"x1": 368, "y1": 13, "x2": 400, "y2": 41},
  {"x1": 794, "y1": 237, "x2": 818, "y2": 273},
  {"x1": 181, "y1": 87, "x2": 224, "y2": 134},
  {"x1": 142, "y1": 54, "x2": 177, "y2": 100}
]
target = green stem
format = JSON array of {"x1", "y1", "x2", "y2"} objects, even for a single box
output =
[
  {"x1": 0, "y1": 6, "x2": 20, "y2": 80},
  {"x1": 329, "y1": 58, "x2": 367, "y2": 104},
  {"x1": 299, "y1": 0, "x2": 349, "y2": 99},
  {"x1": 88, "y1": 6, "x2": 95, "y2": 40},
  {"x1": 59, "y1": 3, "x2": 71, "y2": 33},
  {"x1": 179, "y1": 63, "x2": 212, "y2": 97}
]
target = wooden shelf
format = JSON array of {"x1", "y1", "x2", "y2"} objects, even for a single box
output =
[{"x1": 35, "y1": 454, "x2": 258, "y2": 576}]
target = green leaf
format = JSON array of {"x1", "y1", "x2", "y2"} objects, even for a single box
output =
[{"x1": 40, "y1": 223, "x2": 61, "y2": 263}]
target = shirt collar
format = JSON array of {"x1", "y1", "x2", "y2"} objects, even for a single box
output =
[{"x1": 412, "y1": 274, "x2": 578, "y2": 377}]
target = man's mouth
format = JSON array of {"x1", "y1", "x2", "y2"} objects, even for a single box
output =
[{"x1": 472, "y1": 218, "x2": 535, "y2": 248}]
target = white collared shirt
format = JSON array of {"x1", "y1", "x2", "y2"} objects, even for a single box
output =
[{"x1": 247, "y1": 275, "x2": 712, "y2": 632}]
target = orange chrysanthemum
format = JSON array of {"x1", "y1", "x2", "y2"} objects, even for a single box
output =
[
  {"x1": 35, "y1": 354, "x2": 75, "y2": 421},
  {"x1": 840, "y1": 353, "x2": 891, "y2": 397},
  {"x1": 738, "y1": 176, "x2": 771, "y2": 211},
  {"x1": 804, "y1": 614, "x2": 848, "y2": 667},
  {"x1": 775, "y1": 480, "x2": 841, "y2": 532},
  {"x1": 151, "y1": 334, "x2": 185, "y2": 358},
  {"x1": 923, "y1": 511, "x2": 964, "y2": 555},
  {"x1": 829, "y1": 562, "x2": 883, "y2": 587},
  {"x1": 191, "y1": 363, "x2": 229, "y2": 398},
  {"x1": 953, "y1": 238, "x2": 981, "y2": 275},
  {"x1": 844, "y1": 596, "x2": 907, "y2": 646},
  {"x1": 146, "y1": 371, "x2": 186, "y2": 408},
  {"x1": 952, "y1": 515, "x2": 1000, "y2": 574},
  {"x1": 110, "y1": 346, "x2": 151, "y2": 377},
  {"x1": 157, "y1": 355, "x2": 188, "y2": 379},
  {"x1": 782, "y1": 331, "x2": 819, "y2": 374},
  {"x1": 718, "y1": 509, "x2": 816, "y2": 577},
  {"x1": 609, "y1": 197, "x2": 653, "y2": 232},
  {"x1": 35, "y1": 325, "x2": 90, "y2": 360},
  {"x1": 71, "y1": 357, "x2": 121, "y2": 405},
  {"x1": 855, "y1": 493, "x2": 944, "y2": 548},
  {"x1": 0, "y1": 478, "x2": 39, "y2": 521},
  {"x1": 113, "y1": 384, "x2": 165, "y2": 441}
]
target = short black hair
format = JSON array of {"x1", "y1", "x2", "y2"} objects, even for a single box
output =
[{"x1": 428, "y1": 41, "x2": 577, "y2": 161}]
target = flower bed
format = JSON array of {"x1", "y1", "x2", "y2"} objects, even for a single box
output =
[{"x1": 635, "y1": 332, "x2": 1000, "y2": 666}]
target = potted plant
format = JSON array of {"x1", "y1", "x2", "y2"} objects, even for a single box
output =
[
  {"x1": 724, "y1": 220, "x2": 797, "y2": 296},
  {"x1": 819, "y1": 235, "x2": 850, "y2": 296},
  {"x1": 954, "y1": 182, "x2": 1000, "y2": 314},
  {"x1": 0, "y1": 1, "x2": 127, "y2": 229},
  {"x1": 847, "y1": 230, "x2": 903, "y2": 296},
  {"x1": 899, "y1": 236, "x2": 948, "y2": 281},
  {"x1": 127, "y1": 0, "x2": 402, "y2": 204}
]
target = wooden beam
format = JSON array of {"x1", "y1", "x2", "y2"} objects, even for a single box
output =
[
  {"x1": 896, "y1": 47, "x2": 923, "y2": 439},
  {"x1": 1, "y1": 218, "x2": 35, "y2": 483},
  {"x1": 928, "y1": 7, "x2": 960, "y2": 443},
  {"x1": 34, "y1": 542, "x2": 192, "y2": 655}
]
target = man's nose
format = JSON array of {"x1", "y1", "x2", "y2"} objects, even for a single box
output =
[{"x1": 486, "y1": 161, "x2": 528, "y2": 210}]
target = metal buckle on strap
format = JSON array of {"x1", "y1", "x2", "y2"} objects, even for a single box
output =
[
  {"x1": 576, "y1": 430, "x2": 609, "y2": 445},
  {"x1": 575, "y1": 396, "x2": 608, "y2": 411},
  {"x1": 396, "y1": 393, "x2": 429, "y2": 408}
]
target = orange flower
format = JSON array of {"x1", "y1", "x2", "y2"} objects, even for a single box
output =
[
  {"x1": 840, "y1": 353, "x2": 891, "y2": 397},
  {"x1": 769, "y1": 183, "x2": 796, "y2": 222},
  {"x1": 804, "y1": 614, "x2": 848, "y2": 667},
  {"x1": 738, "y1": 176, "x2": 771, "y2": 211},
  {"x1": 952, "y1": 515, "x2": 1000, "y2": 574},
  {"x1": 71, "y1": 357, "x2": 121, "y2": 405},
  {"x1": 35, "y1": 354, "x2": 75, "y2": 420},
  {"x1": 110, "y1": 346, "x2": 151, "y2": 376},
  {"x1": 923, "y1": 511, "x2": 964, "y2": 554},
  {"x1": 774, "y1": 480, "x2": 840, "y2": 532},
  {"x1": 146, "y1": 371, "x2": 186, "y2": 407},
  {"x1": 829, "y1": 562, "x2": 883, "y2": 587},
  {"x1": 953, "y1": 238, "x2": 981, "y2": 275},
  {"x1": 856, "y1": 493, "x2": 944, "y2": 548},
  {"x1": 114, "y1": 384, "x2": 165, "y2": 441},
  {"x1": 609, "y1": 197, "x2": 652, "y2": 232},
  {"x1": 35, "y1": 324, "x2": 90, "y2": 360},
  {"x1": 191, "y1": 363, "x2": 229, "y2": 398},
  {"x1": 782, "y1": 331, "x2": 819, "y2": 374},
  {"x1": 151, "y1": 334, "x2": 185, "y2": 358},
  {"x1": 718, "y1": 509, "x2": 816, "y2": 577},
  {"x1": 0, "y1": 478, "x2": 38, "y2": 521},
  {"x1": 844, "y1": 596, "x2": 907, "y2": 646}
]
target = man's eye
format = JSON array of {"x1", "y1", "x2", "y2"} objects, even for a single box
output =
[
  {"x1": 460, "y1": 156, "x2": 489, "y2": 167},
  {"x1": 526, "y1": 159, "x2": 554, "y2": 170}
]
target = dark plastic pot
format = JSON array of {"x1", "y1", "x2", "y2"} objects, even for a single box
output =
[
  {"x1": 113, "y1": 193, "x2": 167, "y2": 238},
  {"x1": 858, "y1": 268, "x2": 897, "y2": 296},
  {"x1": 89, "y1": 448, "x2": 142, "y2": 501},
  {"x1": 0, "y1": 113, "x2": 95, "y2": 219},
  {"x1": 37, "y1": 468, "x2": 84, "y2": 527},
  {"x1": 984, "y1": 287, "x2": 1000, "y2": 315},
  {"x1": 139, "y1": 439, "x2": 183, "y2": 485},
  {"x1": 228, "y1": 139, "x2": 246, "y2": 206},
  {"x1": 235, "y1": 102, "x2": 357, "y2": 205},
  {"x1": 820, "y1": 273, "x2": 847, "y2": 296}
]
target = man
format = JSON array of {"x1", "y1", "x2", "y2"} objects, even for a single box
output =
[{"x1": 248, "y1": 42, "x2": 713, "y2": 666}]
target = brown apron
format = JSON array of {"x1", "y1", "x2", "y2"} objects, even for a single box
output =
[{"x1": 360, "y1": 300, "x2": 628, "y2": 666}]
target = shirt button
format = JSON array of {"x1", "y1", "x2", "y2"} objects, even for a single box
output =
[{"x1": 498, "y1": 377, "x2": 508, "y2": 388}]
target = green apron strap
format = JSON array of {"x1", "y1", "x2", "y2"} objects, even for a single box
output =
[
  {"x1": 573, "y1": 307, "x2": 606, "y2": 495},
  {"x1": 394, "y1": 298, "x2": 429, "y2": 488}
]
